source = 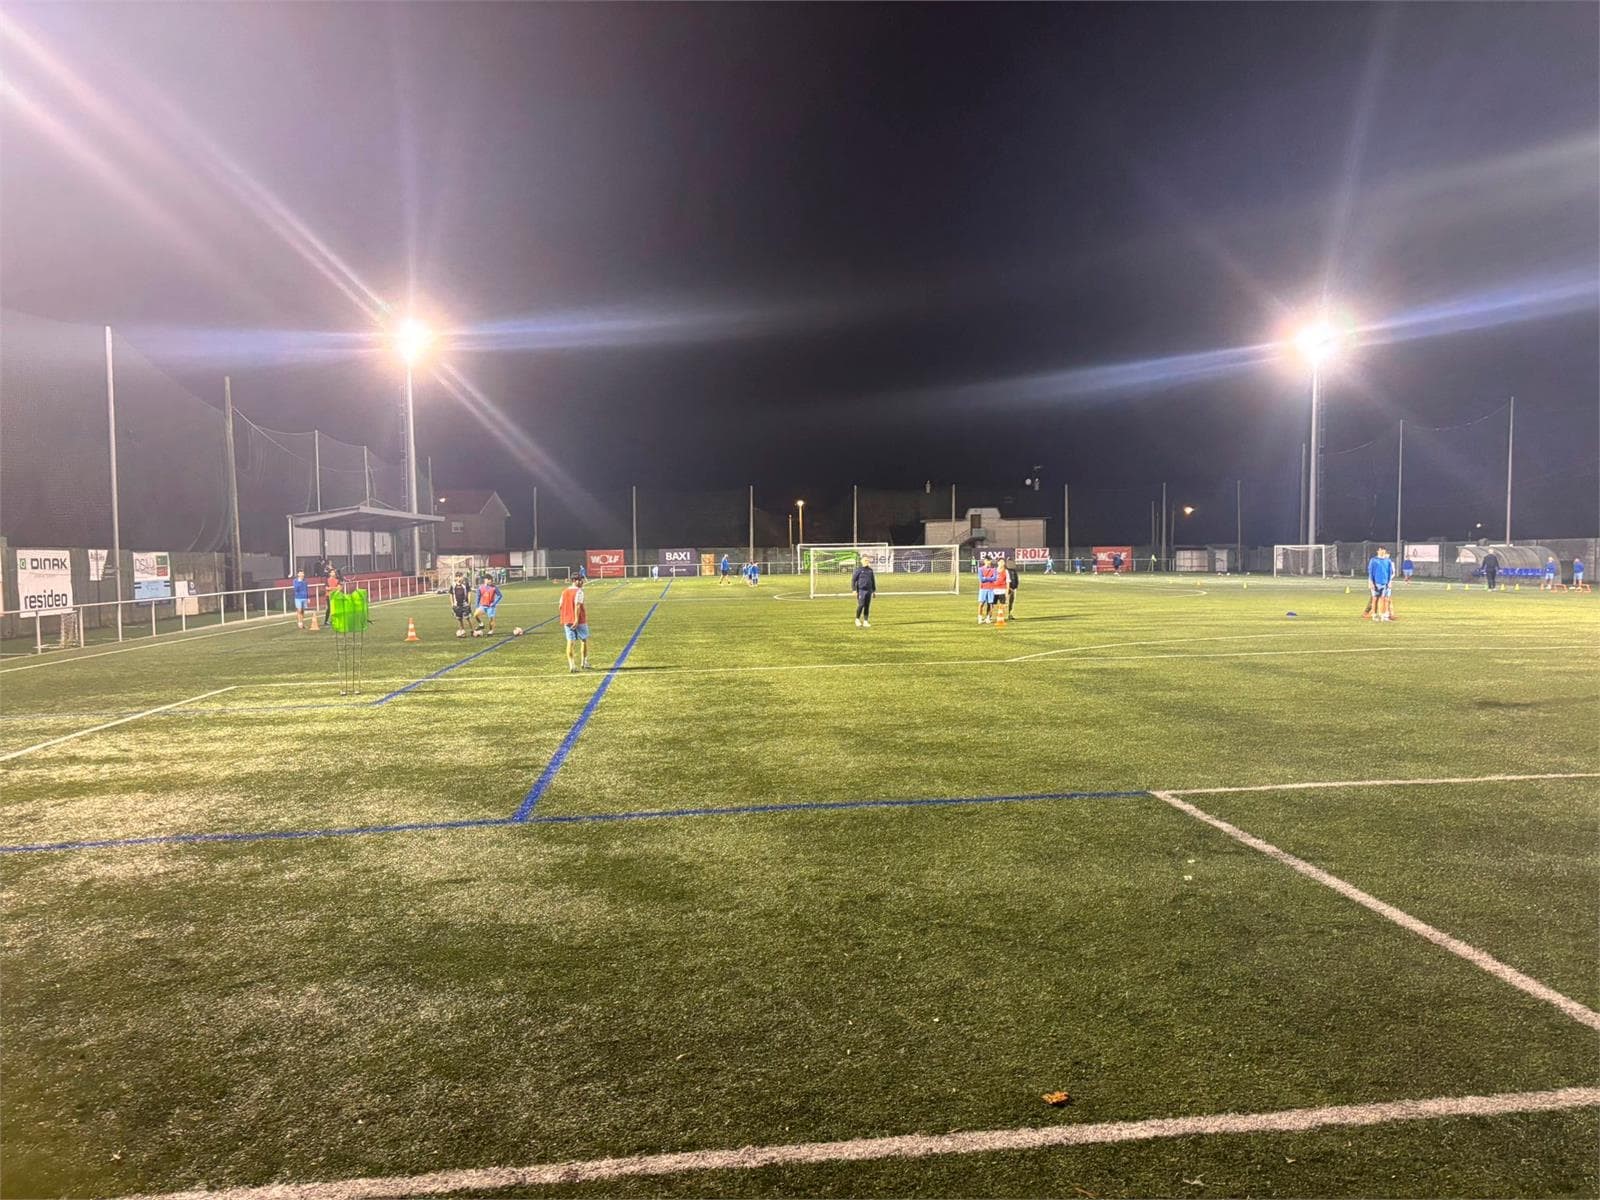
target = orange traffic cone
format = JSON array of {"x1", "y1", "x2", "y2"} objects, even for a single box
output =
[
  {"x1": 308, "y1": 610, "x2": 320, "y2": 631},
  {"x1": 404, "y1": 617, "x2": 421, "y2": 643},
  {"x1": 995, "y1": 600, "x2": 1008, "y2": 627}
]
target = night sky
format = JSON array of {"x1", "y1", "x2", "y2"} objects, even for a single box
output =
[{"x1": 2, "y1": 2, "x2": 1596, "y2": 548}]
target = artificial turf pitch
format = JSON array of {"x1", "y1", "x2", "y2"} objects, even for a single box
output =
[{"x1": 1, "y1": 573, "x2": 1596, "y2": 1198}]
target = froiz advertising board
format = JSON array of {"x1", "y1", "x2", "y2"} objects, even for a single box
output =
[
  {"x1": 15, "y1": 549, "x2": 74, "y2": 617},
  {"x1": 585, "y1": 549, "x2": 626, "y2": 579},
  {"x1": 1015, "y1": 547, "x2": 1051, "y2": 563},
  {"x1": 657, "y1": 548, "x2": 698, "y2": 577}
]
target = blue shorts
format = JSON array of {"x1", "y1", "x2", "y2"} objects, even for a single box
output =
[
  {"x1": 1370, "y1": 583, "x2": 1391, "y2": 597},
  {"x1": 563, "y1": 623, "x2": 589, "y2": 641},
  {"x1": 479, "y1": 603, "x2": 498, "y2": 618},
  {"x1": 294, "y1": 597, "x2": 308, "y2": 611},
  {"x1": 978, "y1": 589, "x2": 994, "y2": 603}
]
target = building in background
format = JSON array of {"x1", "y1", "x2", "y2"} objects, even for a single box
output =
[
  {"x1": 924, "y1": 507, "x2": 1046, "y2": 552},
  {"x1": 434, "y1": 490, "x2": 511, "y2": 555}
]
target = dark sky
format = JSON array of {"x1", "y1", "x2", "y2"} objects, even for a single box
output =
[{"x1": 2, "y1": 2, "x2": 1596, "y2": 548}]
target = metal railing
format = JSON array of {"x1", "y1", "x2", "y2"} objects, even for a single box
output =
[{"x1": 2, "y1": 575, "x2": 431, "y2": 655}]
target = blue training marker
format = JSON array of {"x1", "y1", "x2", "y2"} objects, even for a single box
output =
[{"x1": 1285, "y1": 611, "x2": 1297, "y2": 618}]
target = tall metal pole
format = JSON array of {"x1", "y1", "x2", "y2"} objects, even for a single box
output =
[
  {"x1": 286, "y1": 515, "x2": 294, "y2": 576},
  {"x1": 313, "y1": 429, "x2": 325, "y2": 565},
  {"x1": 425, "y1": 456, "x2": 436, "y2": 574},
  {"x1": 1504, "y1": 396, "x2": 1514, "y2": 544},
  {"x1": 631, "y1": 485, "x2": 638, "y2": 574},
  {"x1": 852, "y1": 484, "x2": 858, "y2": 545},
  {"x1": 1063, "y1": 484, "x2": 1070, "y2": 564},
  {"x1": 1395, "y1": 421, "x2": 1404, "y2": 556},
  {"x1": 1160, "y1": 482, "x2": 1167, "y2": 570},
  {"x1": 223, "y1": 377, "x2": 243, "y2": 596},
  {"x1": 950, "y1": 483, "x2": 956, "y2": 524},
  {"x1": 1235, "y1": 478, "x2": 1242, "y2": 571},
  {"x1": 1298, "y1": 441, "x2": 1308, "y2": 544},
  {"x1": 1308, "y1": 365, "x2": 1322, "y2": 544},
  {"x1": 362, "y1": 445, "x2": 372, "y2": 505},
  {"x1": 532, "y1": 485, "x2": 539, "y2": 557},
  {"x1": 105, "y1": 326, "x2": 124, "y2": 642},
  {"x1": 797, "y1": 502, "x2": 805, "y2": 546},
  {"x1": 404, "y1": 365, "x2": 421, "y2": 576},
  {"x1": 748, "y1": 484, "x2": 754, "y2": 563}
]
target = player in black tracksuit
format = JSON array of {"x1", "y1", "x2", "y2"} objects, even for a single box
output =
[
  {"x1": 1006, "y1": 559, "x2": 1018, "y2": 616},
  {"x1": 449, "y1": 576, "x2": 473, "y2": 634},
  {"x1": 851, "y1": 561, "x2": 876, "y2": 627}
]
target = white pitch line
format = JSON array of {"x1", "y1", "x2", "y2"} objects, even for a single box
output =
[
  {"x1": 1166, "y1": 771, "x2": 1600, "y2": 796},
  {"x1": 126, "y1": 1086, "x2": 1600, "y2": 1200},
  {"x1": 0, "y1": 687, "x2": 238, "y2": 763},
  {"x1": 1154, "y1": 789, "x2": 1600, "y2": 1031}
]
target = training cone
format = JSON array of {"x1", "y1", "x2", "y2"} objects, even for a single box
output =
[
  {"x1": 308, "y1": 610, "x2": 320, "y2": 631},
  {"x1": 404, "y1": 617, "x2": 421, "y2": 643},
  {"x1": 1514, "y1": 583, "x2": 1520, "y2": 591},
  {"x1": 1345, "y1": 585, "x2": 1351, "y2": 594}
]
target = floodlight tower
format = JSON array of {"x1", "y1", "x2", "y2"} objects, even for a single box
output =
[
  {"x1": 395, "y1": 317, "x2": 434, "y2": 577},
  {"x1": 1291, "y1": 317, "x2": 1346, "y2": 544},
  {"x1": 795, "y1": 498, "x2": 806, "y2": 545}
]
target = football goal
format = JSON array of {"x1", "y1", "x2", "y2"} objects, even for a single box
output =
[
  {"x1": 808, "y1": 545, "x2": 961, "y2": 598},
  {"x1": 1273, "y1": 544, "x2": 1335, "y2": 577}
]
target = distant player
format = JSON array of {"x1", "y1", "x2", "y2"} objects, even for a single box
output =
[
  {"x1": 1574, "y1": 557, "x2": 1587, "y2": 591},
  {"x1": 719, "y1": 553, "x2": 732, "y2": 585},
  {"x1": 1112, "y1": 551, "x2": 1125, "y2": 574},
  {"x1": 559, "y1": 576, "x2": 591, "y2": 672},
  {"x1": 992, "y1": 559, "x2": 1010, "y2": 620},
  {"x1": 1005, "y1": 558, "x2": 1018, "y2": 617},
  {"x1": 745, "y1": 561, "x2": 760, "y2": 587},
  {"x1": 323, "y1": 564, "x2": 342, "y2": 628},
  {"x1": 1044, "y1": 556, "x2": 1055, "y2": 574},
  {"x1": 293, "y1": 570, "x2": 310, "y2": 630},
  {"x1": 449, "y1": 574, "x2": 474, "y2": 636},
  {"x1": 1543, "y1": 556, "x2": 1558, "y2": 590},
  {"x1": 474, "y1": 575, "x2": 503, "y2": 635},
  {"x1": 977, "y1": 557, "x2": 997, "y2": 623},
  {"x1": 1367, "y1": 546, "x2": 1395, "y2": 621},
  {"x1": 851, "y1": 555, "x2": 876, "y2": 627},
  {"x1": 1402, "y1": 557, "x2": 1414, "y2": 583}
]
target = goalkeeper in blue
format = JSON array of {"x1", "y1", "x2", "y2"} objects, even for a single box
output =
[{"x1": 1367, "y1": 547, "x2": 1396, "y2": 622}]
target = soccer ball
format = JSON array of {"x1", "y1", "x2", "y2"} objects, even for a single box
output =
[
  {"x1": 513, "y1": 627, "x2": 524, "y2": 637},
  {"x1": 472, "y1": 629, "x2": 483, "y2": 637},
  {"x1": 455, "y1": 629, "x2": 465, "y2": 638}
]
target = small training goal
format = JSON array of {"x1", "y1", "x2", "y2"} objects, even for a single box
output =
[{"x1": 1273, "y1": 544, "x2": 1335, "y2": 578}]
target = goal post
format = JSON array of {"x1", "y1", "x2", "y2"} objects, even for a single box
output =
[
  {"x1": 808, "y1": 545, "x2": 961, "y2": 598},
  {"x1": 1273, "y1": 544, "x2": 1334, "y2": 577}
]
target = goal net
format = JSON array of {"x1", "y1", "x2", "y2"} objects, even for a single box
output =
[
  {"x1": 798, "y1": 543, "x2": 889, "y2": 575},
  {"x1": 809, "y1": 545, "x2": 961, "y2": 598},
  {"x1": 1273, "y1": 544, "x2": 1335, "y2": 577}
]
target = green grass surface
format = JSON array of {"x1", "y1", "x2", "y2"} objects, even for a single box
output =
[{"x1": 2, "y1": 574, "x2": 1597, "y2": 1198}]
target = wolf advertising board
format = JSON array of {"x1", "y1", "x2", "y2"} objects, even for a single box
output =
[
  {"x1": 585, "y1": 549, "x2": 626, "y2": 579},
  {"x1": 1093, "y1": 545, "x2": 1134, "y2": 573},
  {"x1": 657, "y1": 548, "x2": 698, "y2": 577},
  {"x1": 15, "y1": 548, "x2": 74, "y2": 617}
]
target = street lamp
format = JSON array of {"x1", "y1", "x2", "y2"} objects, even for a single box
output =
[
  {"x1": 1170, "y1": 505, "x2": 1196, "y2": 559},
  {"x1": 1290, "y1": 313, "x2": 1350, "y2": 545},
  {"x1": 795, "y1": 499, "x2": 806, "y2": 546},
  {"x1": 392, "y1": 317, "x2": 435, "y2": 577}
]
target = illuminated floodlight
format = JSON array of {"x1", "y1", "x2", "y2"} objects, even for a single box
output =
[
  {"x1": 1182, "y1": 505, "x2": 1196, "y2": 516},
  {"x1": 1289, "y1": 309, "x2": 1355, "y2": 367},
  {"x1": 395, "y1": 316, "x2": 434, "y2": 367}
]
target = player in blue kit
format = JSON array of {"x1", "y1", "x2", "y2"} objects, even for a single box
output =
[
  {"x1": 1367, "y1": 546, "x2": 1396, "y2": 622},
  {"x1": 293, "y1": 570, "x2": 311, "y2": 630}
]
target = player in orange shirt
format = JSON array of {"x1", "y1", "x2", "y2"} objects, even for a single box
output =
[{"x1": 559, "y1": 577, "x2": 591, "y2": 673}]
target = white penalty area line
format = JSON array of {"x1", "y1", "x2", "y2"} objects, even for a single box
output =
[
  {"x1": 0, "y1": 688, "x2": 238, "y2": 763},
  {"x1": 1166, "y1": 771, "x2": 1600, "y2": 797},
  {"x1": 129, "y1": 1085, "x2": 1600, "y2": 1200},
  {"x1": 1154, "y1": 786, "x2": 1600, "y2": 1032}
]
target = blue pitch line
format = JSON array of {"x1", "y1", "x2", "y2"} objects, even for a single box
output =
[
  {"x1": 660, "y1": 580, "x2": 673, "y2": 599},
  {"x1": 370, "y1": 616, "x2": 557, "y2": 706},
  {"x1": 511, "y1": 603, "x2": 660, "y2": 821},
  {"x1": 527, "y1": 790, "x2": 1150, "y2": 826},
  {"x1": 0, "y1": 788, "x2": 1151, "y2": 855}
]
